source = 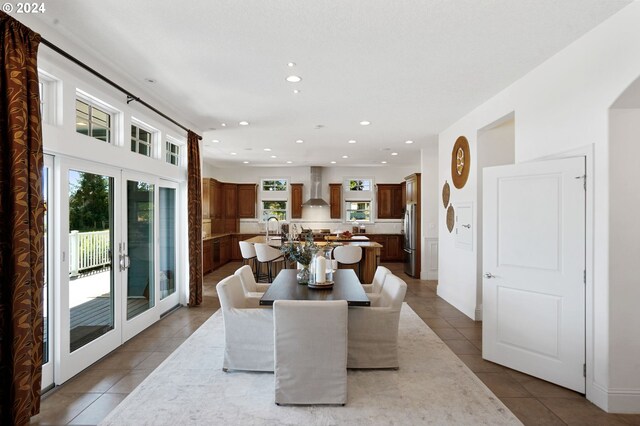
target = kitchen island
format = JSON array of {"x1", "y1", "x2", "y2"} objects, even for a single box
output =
[{"x1": 243, "y1": 235, "x2": 382, "y2": 283}]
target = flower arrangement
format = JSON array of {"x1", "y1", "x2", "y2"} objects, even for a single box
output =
[{"x1": 280, "y1": 234, "x2": 318, "y2": 266}]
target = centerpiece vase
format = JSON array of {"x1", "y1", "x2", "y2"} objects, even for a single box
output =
[{"x1": 296, "y1": 263, "x2": 311, "y2": 284}]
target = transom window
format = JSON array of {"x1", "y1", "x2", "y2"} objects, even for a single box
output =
[
  {"x1": 131, "y1": 124, "x2": 153, "y2": 157},
  {"x1": 262, "y1": 179, "x2": 288, "y2": 191},
  {"x1": 347, "y1": 179, "x2": 372, "y2": 191},
  {"x1": 165, "y1": 141, "x2": 180, "y2": 166},
  {"x1": 345, "y1": 201, "x2": 372, "y2": 222},
  {"x1": 262, "y1": 200, "x2": 287, "y2": 221},
  {"x1": 76, "y1": 99, "x2": 111, "y2": 143}
]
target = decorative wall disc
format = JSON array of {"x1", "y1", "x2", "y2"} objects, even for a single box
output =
[
  {"x1": 446, "y1": 205, "x2": 455, "y2": 233},
  {"x1": 451, "y1": 136, "x2": 470, "y2": 189},
  {"x1": 442, "y1": 181, "x2": 450, "y2": 209}
]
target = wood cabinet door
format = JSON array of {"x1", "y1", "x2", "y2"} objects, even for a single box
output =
[
  {"x1": 386, "y1": 235, "x2": 402, "y2": 261},
  {"x1": 329, "y1": 183, "x2": 342, "y2": 219},
  {"x1": 203, "y1": 240, "x2": 213, "y2": 274},
  {"x1": 224, "y1": 184, "x2": 237, "y2": 218},
  {"x1": 391, "y1": 186, "x2": 404, "y2": 218},
  {"x1": 377, "y1": 185, "x2": 393, "y2": 219},
  {"x1": 202, "y1": 179, "x2": 210, "y2": 219},
  {"x1": 231, "y1": 235, "x2": 241, "y2": 261},
  {"x1": 406, "y1": 177, "x2": 415, "y2": 204},
  {"x1": 220, "y1": 236, "x2": 230, "y2": 265},
  {"x1": 291, "y1": 183, "x2": 303, "y2": 219},
  {"x1": 238, "y1": 184, "x2": 257, "y2": 218}
]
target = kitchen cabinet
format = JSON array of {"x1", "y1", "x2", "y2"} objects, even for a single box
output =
[
  {"x1": 364, "y1": 234, "x2": 404, "y2": 262},
  {"x1": 223, "y1": 183, "x2": 239, "y2": 233},
  {"x1": 238, "y1": 184, "x2": 257, "y2": 218},
  {"x1": 291, "y1": 183, "x2": 303, "y2": 219},
  {"x1": 377, "y1": 183, "x2": 403, "y2": 219},
  {"x1": 406, "y1": 173, "x2": 420, "y2": 205},
  {"x1": 220, "y1": 235, "x2": 230, "y2": 265},
  {"x1": 329, "y1": 183, "x2": 342, "y2": 219},
  {"x1": 203, "y1": 239, "x2": 213, "y2": 274},
  {"x1": 202, "y1": 178, "x2": 210, "y2": 219}
]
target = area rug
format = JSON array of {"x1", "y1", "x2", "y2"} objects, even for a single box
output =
[{"x1": 101, "y1": 304, "x2": 521, "y2": 425}]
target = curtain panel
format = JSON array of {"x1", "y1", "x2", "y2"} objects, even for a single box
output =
[
  {"x1": 0, "y1": 11, "x2": 45, "y2": 425},
  {"x1": 187, "y1": 130, "x2": 202, "y2": 306}
]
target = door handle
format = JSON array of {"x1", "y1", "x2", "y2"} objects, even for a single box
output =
[
  {"x1": 484, "y1": 272, "x2": 495, "y2": 279},
  {"x1": 462, "y1": 224, "x2": 471, "y2": 229},
  {"x1": 119, "y1": 254, "x2": 131, "y2": 271}
]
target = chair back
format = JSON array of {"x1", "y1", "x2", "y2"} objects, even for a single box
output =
[
  {"x1": 332, "y1": 245, "x2": 362, "y2": 265},
  {"x1": 371, "y1": 266, "x2": 391, "y2": 293},
  {"x1": 379, "y1": 274, "x2": 407, "y2": 310},
  {"x1": 255, "y1": 243, "x2": 282, "y2": 262},
  {"x1": 216, "y1": 275, "x2": 249, "y2": 309},
  {"x1": 239, "y1": 241, "x2": 257, "y2": 260},
  {"x1": 234, "y1": 265, "x2": 258, "y2": 293}
]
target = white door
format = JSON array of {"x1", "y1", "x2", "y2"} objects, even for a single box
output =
[{"x1": 483, "y1": 157, "x2": 585, "y2": 393}]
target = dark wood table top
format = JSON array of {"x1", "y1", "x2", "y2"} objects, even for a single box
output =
[{"x1": 260, "y1": 269, "x2": 371, "y2": 306}]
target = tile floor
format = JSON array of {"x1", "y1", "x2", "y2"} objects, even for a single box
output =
[{"x1": 31, "y1": 262, "x2": 640, "y2": 425}]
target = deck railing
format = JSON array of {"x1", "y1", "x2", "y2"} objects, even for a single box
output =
[{"x1": 69, "y1": 230, "x2": 110, "y2": 277}]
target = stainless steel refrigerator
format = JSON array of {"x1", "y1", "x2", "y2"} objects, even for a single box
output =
[{"x1": 403, "y1": 204, "x2": 418, "y2": 277}]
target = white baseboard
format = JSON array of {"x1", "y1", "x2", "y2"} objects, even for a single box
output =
[
  {"x1": 421, "y1": 271, "x2": 438, "y2": 280},
  {"x1": 587, "y1": 381, "x2": 640, "y2": 414},
  {"x1": 474, "y1": 305, "x2": 483, "y2": 321},
  {"x1": 437, "y1": 284, "x2": 476, "y2": 320}
]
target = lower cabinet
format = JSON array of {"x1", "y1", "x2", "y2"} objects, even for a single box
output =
[
  {"x1": 203, "y1": 239, "x2": 213, "y2": 274},
  {"x1": 366, "y1": 234, "x2": 404, "y2": 262}
]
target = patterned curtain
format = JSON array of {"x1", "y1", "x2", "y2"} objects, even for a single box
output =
[
  {"x1": 0, "y1": 12, "x2": 44, "y2": 425},
  {"x1": 187, "y1": 131, "x2": 203, "y2": 306}
]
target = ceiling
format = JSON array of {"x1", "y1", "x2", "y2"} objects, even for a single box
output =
[{"x1": 25, "y1": 0, "x2": 632, "y2": 167}]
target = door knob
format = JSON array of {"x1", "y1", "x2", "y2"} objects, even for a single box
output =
[{"x1": 484, "y1": 272, "x2": 495, "y2": 279}]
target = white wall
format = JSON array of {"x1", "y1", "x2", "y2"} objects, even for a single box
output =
[
  {"x1": 420, "y1": 142, "x2": 439, "y2": 280},
  {"x1": 437, "y1": 1, "x2": 640, "y2": 412}
]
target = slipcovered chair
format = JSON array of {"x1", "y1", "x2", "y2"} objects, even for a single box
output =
[
  {"x1": 274, "y1": 300, "x2": 348, "y2": 405},
  {"x1": 347, "y1": 274, "x2": 407, "y2": 369},
  {"x1": 332, "y1": 245, "x2": 362, "y2": 280},
  {"x1": 239, "y1": 241, "x2": 259, "y2": 280},
  {"x1": 255, "y1": 243, "x2": 286, "y2": 282},
  {"x1": 361, "y1": 266, "x2": 392, "y2": 305},
  {"x1": 216, "y1": 275, "x2": 274, "y2": 372},
  {"x1": 234, "y1": 265, "x2": 270, "y2": 305}
]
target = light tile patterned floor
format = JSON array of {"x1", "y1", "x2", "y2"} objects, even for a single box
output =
[{"x1": 31, "y1": 262, "x2": 640, "y2": 425}]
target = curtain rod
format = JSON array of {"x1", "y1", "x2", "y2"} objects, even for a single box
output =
[{"x1": 40, "y1": 37, "x2": 202, "y2": 141}]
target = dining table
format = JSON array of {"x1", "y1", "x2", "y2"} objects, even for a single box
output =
[{"x1": 260, "y1": 269, "x2": 371, "y2": 307}]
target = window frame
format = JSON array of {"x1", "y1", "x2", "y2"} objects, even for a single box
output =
[
  {"x1": 346, "y1": 178, "x2": 373, "y2": 192},
  {"x1": 259, "y1": 177, "x2": 290, "y2": 222},
  {"x1": 344, "y1": 200, "x2": 373, "y2": 223},
  {"x1": 165, "y1": 140, "x2": 180, "y2": 166},
  {"x1": 261, "y1": 179, "x2": 288, "y2": 192},
  {"x1": 38, "y1": 70, "x2": 60, "y2": 126},
  {"x1": 130, "y1": 119, "x2": 158, "y2": 158},
  {"x1": 75, "y1": 92, "x2": 117, "y2": 144},
  {"x1": 261, "y1": 200, "x2": 288, "y2": 221}
]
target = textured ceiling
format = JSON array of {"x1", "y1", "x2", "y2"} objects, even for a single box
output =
[{"x1": 22, "y1": 0, "x2": 632, "y2": 167}]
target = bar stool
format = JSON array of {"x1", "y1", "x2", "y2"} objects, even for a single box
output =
[
  {"x1": 332, "y1": 245, "x2": 363, "y2": 280},
  {"x1": 239, "y1": 241, "x2": 259, "y2": 280},
  {"x1": 254, "y1": 243, "x2": 286, "y2": 283}
]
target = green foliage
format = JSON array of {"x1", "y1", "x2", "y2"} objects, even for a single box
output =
[
  {"x1": 280, "y1": 235, "x2": 318, "y2": 266},
  {"x1": 69, "y1": 173, "x2": 110, "y2": 231}
]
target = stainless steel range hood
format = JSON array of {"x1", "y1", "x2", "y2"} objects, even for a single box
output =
[{"x1": 301, "y1": 166, "x2": 329, "y2": 207}]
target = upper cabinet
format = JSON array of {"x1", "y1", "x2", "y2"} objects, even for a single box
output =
[
  {"x1": 291, "y1": 183, "x2": 303, "y2": 219},
  {"x1": 223, "y1": 183, "x2": 238, "y2": 233},
  {"x1": 377, "y1": 183, "x2": 403, "y2": 219},
  {"x1": 202, "y1": 178, "x2": 210, "y2": 219},
  {"x1": 329, "y1": 183, "x2": 342, "y2": 219},
  {"x1": 237, "y1": 183, "x2": 258, "y2": 219},
  {"x1": 406, "y1": 173, "x2": 420, "y2": 205}
]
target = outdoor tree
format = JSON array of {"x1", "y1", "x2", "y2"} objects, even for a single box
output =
[{"x1": 69, "y1": 173, "x2": 110, "y2": 231}]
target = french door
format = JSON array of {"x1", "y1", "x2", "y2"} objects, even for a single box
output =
[{"x1": 52, "y1": 158, "x2": 181, "y2": 384}]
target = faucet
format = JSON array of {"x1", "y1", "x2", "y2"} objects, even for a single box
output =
[{"x1": 266, "y1": 216, "x2": 279, "y2": 239}]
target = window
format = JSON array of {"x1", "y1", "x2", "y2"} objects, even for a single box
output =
[
  {"x1": 262, "y1": 179, "x2": 288, "y2": 192},
  {"x1": 165, "y1": 141, "x2": 180, "y2": 165},
  {"x1": 262, "y1": 200, "x2": 287, "y2": 221},
  {"x1": 130, "y1": 124, "x2": 153, "y2": 156},
  {"x1": 347, "y1": 179, "x2": 372, "y2": 191},
  {"x1": 345, "y1": 201, "x2": 372, "y2": 222},
  {"x1": 76, "y1": 99, "x2": 112, "y2": 143}
]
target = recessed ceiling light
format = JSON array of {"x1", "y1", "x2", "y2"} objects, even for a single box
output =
[
  {"x1": 287, "y1": 62, "x2": 296, "y2": 67},
  {"x1": 381, "y1": 161, "x2": 388, "y2": 164},
  {"x1": 330, "y1": 161, "x2": 337, "y2": 164},
  {"x1": 342, "y1": 155, "x2": 349, "y2": 159},
  {"x1": 348, "y1": 140, "x2": 356, "y2": 144},
  {"x1": 286, "y1": 75, "x2": 302, "y2": 83},
  {"x1": 239, "y1": 121, "x2": 249, "y2": 126},
  {"x1": 293, "y1": 89, "x2": 300, "y2": 94},
  {"x1": 212, "y1": 139, "x2": 220, "y2": 143},
  {"x1": 264, "y1": 148, "x2": 272, "y2": 152},
  {"x1": 271, "y1": 155, "x2": 277, "y2": 158},
  {"x1": 230, "y1": 152, "x2": 237, "y2": 155},
  {"x1": 405, "y1": 140, "x2": 414, "y2": 144},
  {"x1": 286, "y1": 161, "x2": 293, "y2": 164},
  {"x1": 221, "y1": 123, "x2": 226, "y2": 127},
  {"x1": 243, "y1": 161, "x2": 249, "y2": 164},
  {"x1": 360, "y1": 121, "x2": 371, "y2": 126},
  {"x1": 295, "y1": 139, "x2": 303, "y2": 144},
  {"x1": 391, "y1": 152, "x2": 398, "y2": 156}
]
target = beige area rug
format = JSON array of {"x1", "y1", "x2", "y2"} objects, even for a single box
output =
[{"x1": 101, "y1": 304, "x2": 521, "y2": 425}]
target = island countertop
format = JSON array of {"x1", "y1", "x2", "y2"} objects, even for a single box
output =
[{"x1": 243, "y1": 235, "x2": 382, "y2": 248}]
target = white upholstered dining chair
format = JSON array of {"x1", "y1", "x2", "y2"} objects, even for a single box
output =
[
  {"x1": 216, "y1": 275, "x2": 274, "y2": 372},
  {"x1": 238, "y1": 241, "x2": 259, "y2": 279},
  {"x1": 347, "y1": 274, "x2": 407, "y2": 369},
  {"x1": 361, "y1": 265, "x2": 391, "y2": 304},
  {"x1": 234, "y1": 265, "x2": 270, "y2": 305},
  {"x1": 274, "y1": 300, "x2": 348, "y2": 405}
]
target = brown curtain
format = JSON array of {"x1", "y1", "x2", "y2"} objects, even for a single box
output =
[
  {"x1": 0, "y1": 12, "x2": 44, "y2": 425},
  {"x1": 187, "y1": 130, "x2": 203, "y2": 306}
]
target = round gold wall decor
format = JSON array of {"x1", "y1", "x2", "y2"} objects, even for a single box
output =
[
  {"x1": 446, "y1": 205, "x2": 455, "y2": 233},
  {"x1": 442, "y1": 181, "x2": 450, "y2": 208},
  {"x1": 451, "y1": 136, "x2": 470, "y2": 189}
]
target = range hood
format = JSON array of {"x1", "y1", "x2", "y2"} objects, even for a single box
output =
[{"x1": 301, "y1": 166, "x2": 329, "y2": 207}]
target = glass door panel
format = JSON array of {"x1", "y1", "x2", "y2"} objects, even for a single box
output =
[
  {"x1": 126, "y1": 180, "x2": 155, "y2": 319},
  {"x1": 68, "y1": 170, "x2": 114, "y2": 352},
  {"x1": 41, "y1": 155, "x2": 53, "y2": 389},
  {"x1": 159, "y1": 187, "x2": 176, "y2": 300}
]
